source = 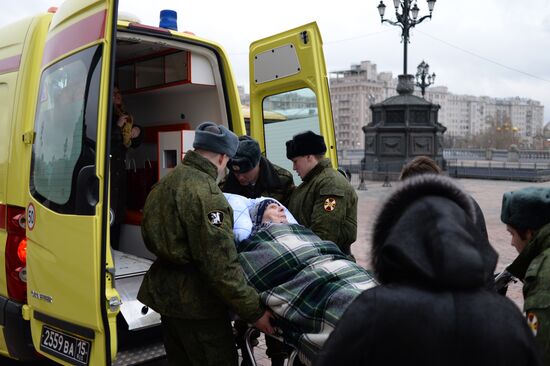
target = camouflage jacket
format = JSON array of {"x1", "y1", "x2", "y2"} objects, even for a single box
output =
[
  {"x1": 287, "y1": 159, "x2": 358, "y2": 254},
  {"x1": 221, "y1": 157, "x2": 295, "y2": 205},
  {"x1": 508, "y1": 222, "x2": 550, "y2": 364},
  {"x1": 137, "y1": 150, "x2": 263, "y2": 322}
]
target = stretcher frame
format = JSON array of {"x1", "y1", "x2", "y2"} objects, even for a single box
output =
[{"x1": 243, "y1": 327, "x2": 301, "y2": 366}]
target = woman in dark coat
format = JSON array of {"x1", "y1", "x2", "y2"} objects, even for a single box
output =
[{"x1": 316, "y1": 174, "x2": 542, "y2": 366}]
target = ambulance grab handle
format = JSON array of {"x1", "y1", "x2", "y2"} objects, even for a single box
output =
[{"x1": 75, "y1": 165, "x2": 99, "y2": 215}]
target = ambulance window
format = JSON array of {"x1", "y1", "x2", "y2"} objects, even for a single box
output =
[
  {"x1": 30, "y1": 46, "x2": 102, "y2": 214},
  {"x1": 262, "y1": 88, "x2": 319, "y2": 183}
]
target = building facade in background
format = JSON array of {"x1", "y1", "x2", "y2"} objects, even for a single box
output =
[
  {"x1": 328, "y1": 61, "x2": 545, "y2": 150},
  {"x1": 329, "y1": 61, "x2": 397, "y2": 150},
  {"x1": 424, "y1": 86, "x2": 544, "y2": 145},
  {"x1": 238, "y1": 60, "x2": 545, "y2": 150}
]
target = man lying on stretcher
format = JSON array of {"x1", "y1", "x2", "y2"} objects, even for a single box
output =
[{"x1": 224, "y1": 193, "x2": 377, "y2": 365}]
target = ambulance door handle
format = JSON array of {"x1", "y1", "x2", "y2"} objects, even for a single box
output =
[{"x1": 75, "y1": 165, "x2": 99, "y2": 215}]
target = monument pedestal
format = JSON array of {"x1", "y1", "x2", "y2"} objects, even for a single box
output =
[{"x1": 362, "y1": 74, "x2": 446, "y2": 181}]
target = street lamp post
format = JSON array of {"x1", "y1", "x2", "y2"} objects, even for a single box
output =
[
  {"x1": 377, "y1": 0, "x2": 436, "y2": 92},
  {"x1": 415, "y1": 60, "x2": 436, "y2": 97},
  {"x1": 366, "y1": 0, "x2": 443, "y2": 181}
]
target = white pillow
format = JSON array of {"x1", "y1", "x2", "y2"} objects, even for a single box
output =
[
  {"x1": 223, "y1": 193, "x2": 297, "y2": 242},
  {"x1": 224, "y1": 193, "x2": 253, "y2": 242}
]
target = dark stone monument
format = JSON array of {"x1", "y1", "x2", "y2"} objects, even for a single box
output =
[{"x1": 362, "y1": 75, "x2": 446, "y2": 181}]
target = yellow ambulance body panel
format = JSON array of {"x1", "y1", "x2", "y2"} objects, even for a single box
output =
[
  {"x1": 248, "y1": 22, "x2": 338, "y2": 176},
  {"x1": 0, "y1": 1, "x2": 335, "y2": 364},
  {"x1": 0, "y1": 11, "x2": 53, "y2": 360}
]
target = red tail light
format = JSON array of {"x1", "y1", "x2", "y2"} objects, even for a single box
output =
[
  {"x1": 6, "y1": 206, "x2": 27, "y2": 303},
  {"x1": 17, "y1": 238, "x2": 27, "y2": 265}
]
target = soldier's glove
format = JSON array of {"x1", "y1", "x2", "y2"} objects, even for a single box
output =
[{"x1": 494, "y1": 270, "x2": 517, "y2": 296}]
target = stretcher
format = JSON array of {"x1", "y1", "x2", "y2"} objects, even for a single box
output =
[{"x1": 243, "y1": 327, "x2": 302, "y2": 366}]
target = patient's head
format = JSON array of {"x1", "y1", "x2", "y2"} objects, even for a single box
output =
[
  {"x1": 262, "y1": 202, "x2": 288, "y2": 224},
  {"x1": 250, "y1": 199, "x2": 288, "y2": 227}
]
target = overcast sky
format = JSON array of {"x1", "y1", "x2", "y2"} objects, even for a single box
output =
[{"x1": 3, "y1": 1, "x2": 550, "y2": 122}]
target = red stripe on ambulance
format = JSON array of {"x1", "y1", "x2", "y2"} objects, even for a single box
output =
[
  {"x1": 42, "y1": 10, "x2": 106, "y2": 67},
  {"x1": 0, "y1": 54, "x2": 22, "y2": 74}
]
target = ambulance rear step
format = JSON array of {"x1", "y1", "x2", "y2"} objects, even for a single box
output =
[
  {"x1": 114, "y1": 341, "x2": 166, "y2": 366},
  {"x1": 113, "y1": 250, "x2": 161, "y2": 331}
]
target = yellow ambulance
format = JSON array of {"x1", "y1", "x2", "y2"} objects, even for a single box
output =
[{"x1": 0, "y1": 0, "x2": 336, "y2": 364}]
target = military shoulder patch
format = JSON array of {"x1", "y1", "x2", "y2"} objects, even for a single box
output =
[
  {"x1": 207, "y1": 211, "x2": 224, "y2": 226},
  {"x1": 527, "y1": 312, "x2": 539, "y2": 336},
  {"x1": 324, "y1": 197, "x2": 337, "y2": 212}
]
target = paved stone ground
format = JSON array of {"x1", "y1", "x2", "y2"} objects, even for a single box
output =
[
  {"x1": 350, "y1": 177, "x2": 550, "y2": 307},
  {"x1": 245, "y1": 177, "x2": 550, "y2": 365}
]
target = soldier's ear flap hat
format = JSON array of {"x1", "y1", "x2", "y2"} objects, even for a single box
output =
[
  {"x1": 193, "y1": 121, "x2": 239, "y2": 158},
  {"x1": 286, "y1": 131, "x2": 327, "y2": 160},
  {"x1": 229, "y1": 136, "x2": 262, "y2": 174},
  {"x1": 501, "y1": 187, "x2": 550, "y2": 231}
]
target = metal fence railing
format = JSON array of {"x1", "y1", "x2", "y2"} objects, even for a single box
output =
[
  {"x1": 443, "y1": 148, "x2": 550, "y2": 162},
  {"x1": 338, "y1": 149, "x2": 550, "y2": 183},
  {"x1": 446, "y1": 159, "x2": 550, "y2": 182}
]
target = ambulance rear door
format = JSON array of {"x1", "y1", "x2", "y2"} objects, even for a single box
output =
[
  {"x1": 25, "y1": 0, "x2": 118, "y2": 365},
  {"x1": 248, "y1": 22, "x2": 337, "y2": 182}
]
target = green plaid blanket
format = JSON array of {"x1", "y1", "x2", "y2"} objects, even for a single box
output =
[{"x1": 238, "y1": 223, "x2": 377, "y2": 364}]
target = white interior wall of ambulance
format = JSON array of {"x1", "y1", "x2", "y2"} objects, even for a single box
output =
[{"x1": 111, "y1": 32, "x2": 225, "y2": 332}]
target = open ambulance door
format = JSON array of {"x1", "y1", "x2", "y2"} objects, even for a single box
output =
[
  {"x1": 248, "y1": 22, "x2": 337, "y2": 182},
  {"x1": 26, "y1": 0, "x2": 118, "y2": 364}
]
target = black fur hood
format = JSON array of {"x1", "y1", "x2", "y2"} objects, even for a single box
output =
[{"x1": 371, "y1": 174, "x2": 497, "y2": 289}]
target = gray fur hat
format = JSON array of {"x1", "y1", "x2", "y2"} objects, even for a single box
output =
[
  {"x1": 501, "y1": 187, "x2": 550, "y2": 230},
  {"x1": 229, "y1": 136, "x2": 262, "y2": 173},
  {"x1": 193, "y1": 122, "x2": 239, "y2": 157}
]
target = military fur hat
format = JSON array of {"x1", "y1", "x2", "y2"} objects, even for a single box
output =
[
  {"x1": 501, "y1": 187, "x2": 550, "y2": 230},
  {"x1": 229, "y1": 136, "x2": 262, "y2": 173},
  {"x1": 193, "y1": 122, "x2": 239, "y2": 157},
  {"x1": 286, "y1": 131, "x2": 327, "y2": 160}
]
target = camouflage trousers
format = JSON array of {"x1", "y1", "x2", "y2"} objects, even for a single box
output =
[{"x1": 161, "y1": 315, "x2": 238, "y2": 366}]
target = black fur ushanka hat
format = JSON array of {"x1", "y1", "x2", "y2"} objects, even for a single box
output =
[{"x1": 286, "y1": 131, "x2": 327, "y2": 160}]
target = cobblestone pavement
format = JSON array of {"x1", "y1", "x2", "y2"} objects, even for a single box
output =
[{"x1": 246, "y1": 177, "x2": 550, "y2": 365}]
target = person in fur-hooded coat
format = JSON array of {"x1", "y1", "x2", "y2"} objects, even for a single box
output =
[{"x1": 316, "y1": 174, "x2": 542, "y2": 366}]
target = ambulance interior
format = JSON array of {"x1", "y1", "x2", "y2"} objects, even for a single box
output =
[{"x1": 110, "y1": 32, "x2": 229, "y2": 339}]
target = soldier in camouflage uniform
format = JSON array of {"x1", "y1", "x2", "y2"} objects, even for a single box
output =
[
  {"x1": 221, "y1": 136, "x2": 294, "y2": 206},
  {"x1": 138, "y1": 122, "x2": 273, "y2": 366},
  {"x1": 285, "y1": 131, "x2": 358, "y2": 255},
  {"x1": 501, "y1": 187, "x2": 550, "y2": 363}
]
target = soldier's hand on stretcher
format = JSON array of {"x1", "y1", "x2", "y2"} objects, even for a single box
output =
[{"x1": 254, "y1": 310, "x2": 275, "y2": 335}]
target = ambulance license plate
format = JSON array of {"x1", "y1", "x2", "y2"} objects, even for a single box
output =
[{"x1": 40, "y1": 325, "x2": 91, "y2": 366}]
